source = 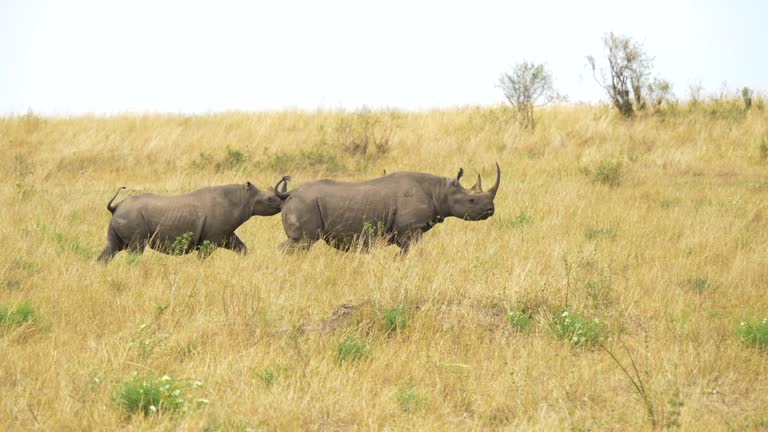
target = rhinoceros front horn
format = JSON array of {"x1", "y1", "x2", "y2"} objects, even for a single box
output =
[
  {"x1": 274, "y1": 176, "x2": 291, "y2": 199},
  {"x1": 487, "y1": 162, "x2": 501, "y2": 198}
]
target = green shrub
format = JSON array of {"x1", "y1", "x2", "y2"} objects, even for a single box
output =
[
  {"x1": 113, "y1": 374, "x2": 206, "y2": 417},
  {"x1": 686, "y1": 276, "x2": 716, "y2": 294},
  {"x1": 585, "y1": 226, "x2": 616, "y2": 240},
  {"x1": 508, "y1": 307, "x2": 531, "y2": 332},
  {"x1": 0, "y1": 303, "x2": 37, "y2": 328},
  {"x1": 337, "y1": 336, "x2": 370, "y2": 363},
  {"x1": 552, "y1": 311, "x2": 606, "y2": 347},
  {"x1": 215, "y1": 148, "x2": 248, "y2": 172},
  {"x1": 256, "y1": 368, "x2": 276, "y2": 386},
  {"x1": 737, "y1": 318, "x2": 768, "y2": 349},
  {"x1": 397, "y1": 385, "x2": 426, "y2": 413},
  {"x1": 593, "y1": 160, "x2": 623, "y2": 187},
  {"x1": 383, "y1": 305, "x2": 408, "y2": 333}
]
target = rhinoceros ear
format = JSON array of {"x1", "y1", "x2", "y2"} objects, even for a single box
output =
[
  {"x1": 455, "y1": 168, "x2": 464, "y2": 183},
  {"x1": 245, "y1": 181, "x2": 254, "y2": 190}
]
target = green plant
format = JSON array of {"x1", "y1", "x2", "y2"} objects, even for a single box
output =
[
  {"x1": 256, "y1": 368, "x2": 276, "y2": 386},
  {"x1": 383, "y1": 305, "x2": 408, "y2": 333},
  {"x1": 686, "y1": 276, "x2": 716, "y2": 294},
  {"x1": 0, "y1": 303, "x2": 37, "y2": 328},
  {"x1": 736, "y1": 318, "x2": 768, "y2": 349},
  {"x1": 170, "y1": 232, "x2": 194, "y2": 255},
  {"x1": 337, "y1": 336, "x2": 370, "y2": 363},
  {"x1": 198, "y1": 240, "x2": 216, "y2": 258},
  {"x1": 552, "y1": 311, "x2": 606, "y2": 347},
  {"x1": 592, "y1": 160, "x2": 623, "y2": 187},
  {"x1": 508, "y1": 307, "x2": 531, "y2": 332},
  {"x1": 585, "y1": 226, "x2": 617, "y2": 240},
  {"x1": 113, "y1": 374, "x2": 206, "y2": 417},
  {"x1": 510, "y1": 212, "x2": 533, "y2": 227},
  {"x1": 665, "y1": 395, "x2": 684, "y2": 428},
  {"x1": 215, "y1": 147, "x2": 248, "y2": 172},
  {"x1": 397, "y1": 385, "x2": 426, "y2": 413}
]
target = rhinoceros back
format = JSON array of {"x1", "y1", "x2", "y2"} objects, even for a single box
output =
[{"x1": 282, "y1": 174, "x2": 436, "y2": 245}]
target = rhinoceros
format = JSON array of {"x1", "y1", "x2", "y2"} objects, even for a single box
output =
[
  {"x1": 279, "y1": 163, "x2": 500, "y2": 252},
  {"x1": 97, "y1": 177, "x2": 291, "y2": 263}
]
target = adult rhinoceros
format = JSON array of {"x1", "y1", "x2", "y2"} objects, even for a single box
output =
[
  {"x1": 279, "y1": 163, "x2": 500, "y2": 252},
  {"x1": 97, "y1": 177, "x2": 291, "y2": 263}
]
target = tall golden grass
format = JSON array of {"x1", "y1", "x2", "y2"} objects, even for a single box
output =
[{"x1": 1, "y1": 103, "x2": 767, "y2": 430}]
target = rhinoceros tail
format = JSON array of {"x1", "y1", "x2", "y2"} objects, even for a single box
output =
[
  {"x1": 275, "y1": 176, "x2": 292, "y2": 199},
  {"x1": 106, "y1": 187, "x2": 126, "y2": 214}
]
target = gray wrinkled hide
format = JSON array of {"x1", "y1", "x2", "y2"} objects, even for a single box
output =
[
  {"x1": 97, "y1": 181, "x2": 286, "y2": 263},
  {"x1": 280, "y1": 165, "x2": 500, "y2": 253}
]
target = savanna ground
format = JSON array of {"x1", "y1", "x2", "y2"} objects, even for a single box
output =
[{"x1": 1, "y1": 101, "x2": 767, "y2": 431}]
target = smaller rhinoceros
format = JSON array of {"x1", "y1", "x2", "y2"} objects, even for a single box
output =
[
  {"x1": 280, "y1": 163, "x2": 500, "y2": 253},
  {"x1": 97, "y1": 177, "x2": 291, "y2": 263}
]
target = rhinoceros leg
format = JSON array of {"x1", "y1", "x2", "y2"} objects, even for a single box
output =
[
  {"x1": 279, "y1": 238, "x2": 314, "y2": 252},
  {"x1": 222, "y1": 233, "x2": 248, "y2": 255},
  {"x1": 97, "y1": 227, "x2": 125, "y2": 264},
  {"x1": 395, "y1": 230, "x2": 424, "y2": 254}
]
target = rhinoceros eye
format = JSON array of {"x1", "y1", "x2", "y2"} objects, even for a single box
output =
[{"x1": 468, "y1": 198, "x2": 476, "y2": 204}]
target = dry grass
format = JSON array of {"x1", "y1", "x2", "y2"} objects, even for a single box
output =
[{"x1": 1, "y1": 103, "x2": 767, "y2": 430}]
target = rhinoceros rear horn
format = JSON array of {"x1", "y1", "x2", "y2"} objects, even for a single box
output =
[
  {"x1": 487, "y1": 162, "x2": 501, "y2": 199},
  {"x1": 274, "y1": 176, "x2": 291, "y2": 199},
  {"x1": 470, "y1": 174, "x2": 482, "y2": 192}
]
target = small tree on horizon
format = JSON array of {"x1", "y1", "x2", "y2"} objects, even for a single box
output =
[
  {"x1": 498, "y1": 61, "x2": 563, "y2": 129},
  {"x1": 587, "y1": 33, "x2": 654, "y2": 117}
]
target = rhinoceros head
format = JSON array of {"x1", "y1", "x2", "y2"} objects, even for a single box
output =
[
  {"x1": 247, "y1": 176, "x2": 291, "y2": 216},
  {"x1": 445, "y1": 162, "x2": 500, "y2": 221}
]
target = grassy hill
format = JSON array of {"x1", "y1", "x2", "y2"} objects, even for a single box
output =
[{"x1": 1, "y1": 102, "x2": 767, "y2": 430}]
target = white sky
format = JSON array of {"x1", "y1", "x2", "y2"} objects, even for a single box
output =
[{"x1": 1, "y1": 0, "x2": 766, "y2": 114}]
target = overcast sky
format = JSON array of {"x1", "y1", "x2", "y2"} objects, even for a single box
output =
[{"x1": 1, "y1": 0, "x2": 765, "y2": 114}]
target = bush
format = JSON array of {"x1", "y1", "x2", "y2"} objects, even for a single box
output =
[
  {"x1": 113, "y1": 374, "x2": 206, "y2": 417},
  {"x1": 552, "y1": 311, "x2": 606, "y2": 347},
  {"x1": 736, "y1": 318, "x2": 768, "y2": 349}
]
